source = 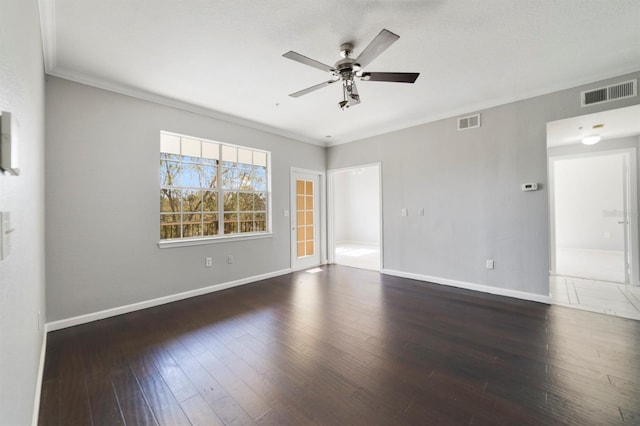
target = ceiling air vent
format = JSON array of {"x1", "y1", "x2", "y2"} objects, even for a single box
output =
[
  {"x1": 457, "y1": 113, "x2": 481, "y2": 131},
  {"x1": 581, "y1": 79, "x2": 637, "y2": 107}
]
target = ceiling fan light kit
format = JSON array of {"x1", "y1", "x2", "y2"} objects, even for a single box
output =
[{"x1": 283, "y1": 29, "x2": 420, "y2": 110}]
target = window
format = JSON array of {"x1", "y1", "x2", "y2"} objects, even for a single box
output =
[{"x1": 160, "y1": 132, "x2": 270, "y2": 241}]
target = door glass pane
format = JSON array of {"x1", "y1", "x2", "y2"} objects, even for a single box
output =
[{"x1": 296, "y1": 179, "x2": 314, "y2": 259}]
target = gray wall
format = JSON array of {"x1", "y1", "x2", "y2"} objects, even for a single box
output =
[
  {"x1": 45, "y1": 77, "x2": 325, "y2": 322},
  {"x1": 0, "y1": 0, "x2": 47, "y2": 424},
  {"x1": 327, "y1": 71, "x2": 640, "y2": 296},
  {"x1": 333, "y1": 166, "x2": 380, "y2": 245}
]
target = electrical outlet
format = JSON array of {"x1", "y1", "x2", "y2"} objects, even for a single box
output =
[
  {"x1": 227, "y1": 255, "x2": 234, "y2": 264},
  {"x1": 486, "y1": 260, "x2": 494, "y2": 270},
  {"x1": 205, "y1": 257, "x2": 212, "y2": 267},
  {"x1": 419, "y1": 208, "x2": 425, "y2": 216}
]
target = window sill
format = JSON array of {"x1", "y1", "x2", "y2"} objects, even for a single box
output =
[{"x1": 158, "y1": 232, "x2": 273, "y2": 248}]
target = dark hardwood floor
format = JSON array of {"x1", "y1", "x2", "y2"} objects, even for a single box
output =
[{"x1": 39, "y1": 265, "x2": 640, "y2": 425}]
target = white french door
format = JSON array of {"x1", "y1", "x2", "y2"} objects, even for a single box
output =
[{"x1": 291, "y1": 170, "x2": 322, "y2": 270}]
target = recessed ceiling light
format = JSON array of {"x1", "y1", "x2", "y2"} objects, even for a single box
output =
[
  {"x1": 582, "y1": 135, "x2": 601, "y2": 145},
  {"x1": 592, "y1": 123, "x2": 604, "y2": 129},
  {"x1": 325, "y1": 135, "x2": 332, "y2": 138}
]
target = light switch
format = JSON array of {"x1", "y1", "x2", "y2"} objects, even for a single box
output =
[{"x1": 401, "y1": 208, "x2": 408, "y2": 217}]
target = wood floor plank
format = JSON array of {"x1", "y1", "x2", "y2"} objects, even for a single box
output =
[
  {"x1": 38, "y1": 265, "x2": 640, "y2": 425},
  {"x1": 180, "y1": 394, "x2": 224, "y2": 426},
  {"x1": 111, "y1": 364, "x2": 158, "y2": 426}
]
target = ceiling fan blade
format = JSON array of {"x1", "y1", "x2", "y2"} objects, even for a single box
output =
[
  {"x1": 283, "y1": 51, "x2": 335, "y2": 73},
  {"x1": 360, "y1": 72, "x2": 419, "y2": 83},
  {"x1": 354, "y1": 29, "x2": 400, "y2": 68},
  {"x1": 289, "y1": 79, "x2": 339, "y2": 98}
]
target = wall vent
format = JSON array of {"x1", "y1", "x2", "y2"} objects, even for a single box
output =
[
  {"x1": 457, "y1": 113, "x2": 481, "y2": 130},
  {"x1": 581, "y1": 79, "x2": 637, "y2": 107}
]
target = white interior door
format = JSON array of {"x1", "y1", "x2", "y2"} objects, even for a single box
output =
[{"x1": 291, "y1": 170, "x2": 321, "y2": 270}]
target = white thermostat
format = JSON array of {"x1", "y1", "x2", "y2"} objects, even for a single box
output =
[{"x1": 521, "y1": 183, "x2": 538, "y2": 192}]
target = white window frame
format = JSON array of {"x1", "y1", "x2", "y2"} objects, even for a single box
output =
[{"x1": 158, "y1": 131, "x2": 272, "y2": 248}]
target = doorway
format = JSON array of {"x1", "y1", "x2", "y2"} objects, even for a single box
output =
[
  {"x1": 547, "y1": 105, "x2": 640, "y2": 320},
  {"x1": 290, "y1": 168, "x2": 325, "y2": 270},
  {"x1": 550, "y1": 151, "x2": 634, "y2": 284},
  {"x1": 328, "y1": 164, "x2": 382, "y2": 271}
]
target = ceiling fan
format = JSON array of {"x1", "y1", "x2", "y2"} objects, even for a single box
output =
[{"x1": 283, "y1": 29, "x2": 419, "y2": 110}]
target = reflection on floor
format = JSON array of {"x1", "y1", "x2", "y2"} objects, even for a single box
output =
[
  {"x1": 550, "y1": 275, "x2": 640, "y2": 321},
  {"x1": 555, "y1": 247, "x2": 625, "y2": 283},
  {"x1": 335, "y1": 242, "x2": 380, "y2": 271}
]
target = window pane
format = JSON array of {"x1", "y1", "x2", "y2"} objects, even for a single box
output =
[
  {"x1": 306, "y1": 225, "x2": 314, "y2": 240},
  {"x1": 254, "y1": 193, "x2": 266, "y2": 211},
  {"x1": 254, "y1": 213, "x2": 266, "y2": 232},
  {"x1": 238, "y1": 169, "x2": 253, "y2": 190},
  {"x1": 182, "y1": 163, "x2": 201, "y2": 188},
  {"x1": 306, "y1": 241, "x2": 314, "y2": 256},
  {"x1": 160, "y1": 189, "x2": 181, "y2": 213},
  {"x1": 254, "y1": 167, "x2": 267, "y2": 191},
  {"x1": 297, "y1": 242, "x2": 305, "y2": 257},
  {"x1": 239, "y1": 193, "x2": 253, "y2": 211},
  {"x1": 203, "y1": 191, "x2": 217, "y2": 212},
  {"x1": 202, "y1": 142, "x2": 219, "y2": 161},
  {"x1": 223, "y1": 191, "x2": 238, "y2": 212},
  {"x1": 297, "y1": 211, "x2": 305, "y2": 226},
  {"x1": 296, "y1": 180, "x2": 304, "y2": 195},
  {"x1": 224, "y1": 213, "x2": 238, "y2": 234},
  {"x1": 160, "y1": 133, "x2": 180, "y2": 155},
  {"x1": 160, "y1": 214, "x2": 181, "y2": 239},
  {"x1": 222, "y1": 168, "x2": 238, "y2": 189},
  {"x1": 306, "y1": 181, "x2": 313, "y2": 194},
  {"x1": 254, "y1": 151, "x2": 267, "y2": 167},
  {"x1": 181, "y1": 137, "x2": 201, "y2": 158},
  {"x1": 160, "y1": 160, "x2": 181, "y2": 186},
  {"x1": 183, "y1": 213, "x2": 202, "y2": 238},
  {"x1": 183, "y1": 190, "x2": 202, "y2": 212},
  {"x1": 240, "y1": 213, "x2": 253, "y2": 232},
  {"x1": 203, "y1": 214, "x2": 218, "y2": 236},
  {"x1": 306, "y1": 195, "x2": 313, "y2": 210},
  {"x1": 297, "y1": 226, "x2": 305, "y2": 242},
  {"x1": 222, "y1": 145, "x2": 237, "y2": 166},
  {"x1": 201, "y1": 165, "x2": 217, "y2": 189}
]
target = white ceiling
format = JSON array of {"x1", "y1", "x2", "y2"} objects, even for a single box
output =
[
  {"x1": 39, "y1": 0, "x2": 640, "y2": 146},
  {"x1": 547, "y1": 104, "x2": 640, "y2": 148}
]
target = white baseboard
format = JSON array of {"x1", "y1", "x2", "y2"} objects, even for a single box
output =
[
  {"x1": 31, "y1": 330, "x2": 47, "y2": 426},
  {"x1": 381, "y1": 268, "x2": 551, "y2": 304},
  {"x1": 46, "y1": 268, "x2": 292, "y2": 332}
]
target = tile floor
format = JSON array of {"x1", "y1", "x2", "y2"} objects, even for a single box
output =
[
  {"x1": 334, "y1": 242, "x2": 380, "y2": 271},
  {"x1": 555, "y1": 247, "x2": 625, "y2": 283},
  {"x1": 550, "y1": 275, "x2": 640, "y2": 321}
]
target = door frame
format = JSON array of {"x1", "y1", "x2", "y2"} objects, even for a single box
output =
[
  {"x1": 327, "y1": 162, "x2": 383, "y2": 269},
  {"x1": 290, "y1": 167, "x2": 327, "y2": 270},
  {"x1": 548, "y1": 148, "x2": 639, "y2": 286}
]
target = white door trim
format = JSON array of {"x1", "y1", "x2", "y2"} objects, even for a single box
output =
[
  {"x1": 327, "y1": 162, "x2": 383, "y2": 269},
  {"x1": 548, "y1": 148, "x2": 639, "y2": 286},
  {"x1": 290, "y1": 167, "x2": 327, "y2": 270}
]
